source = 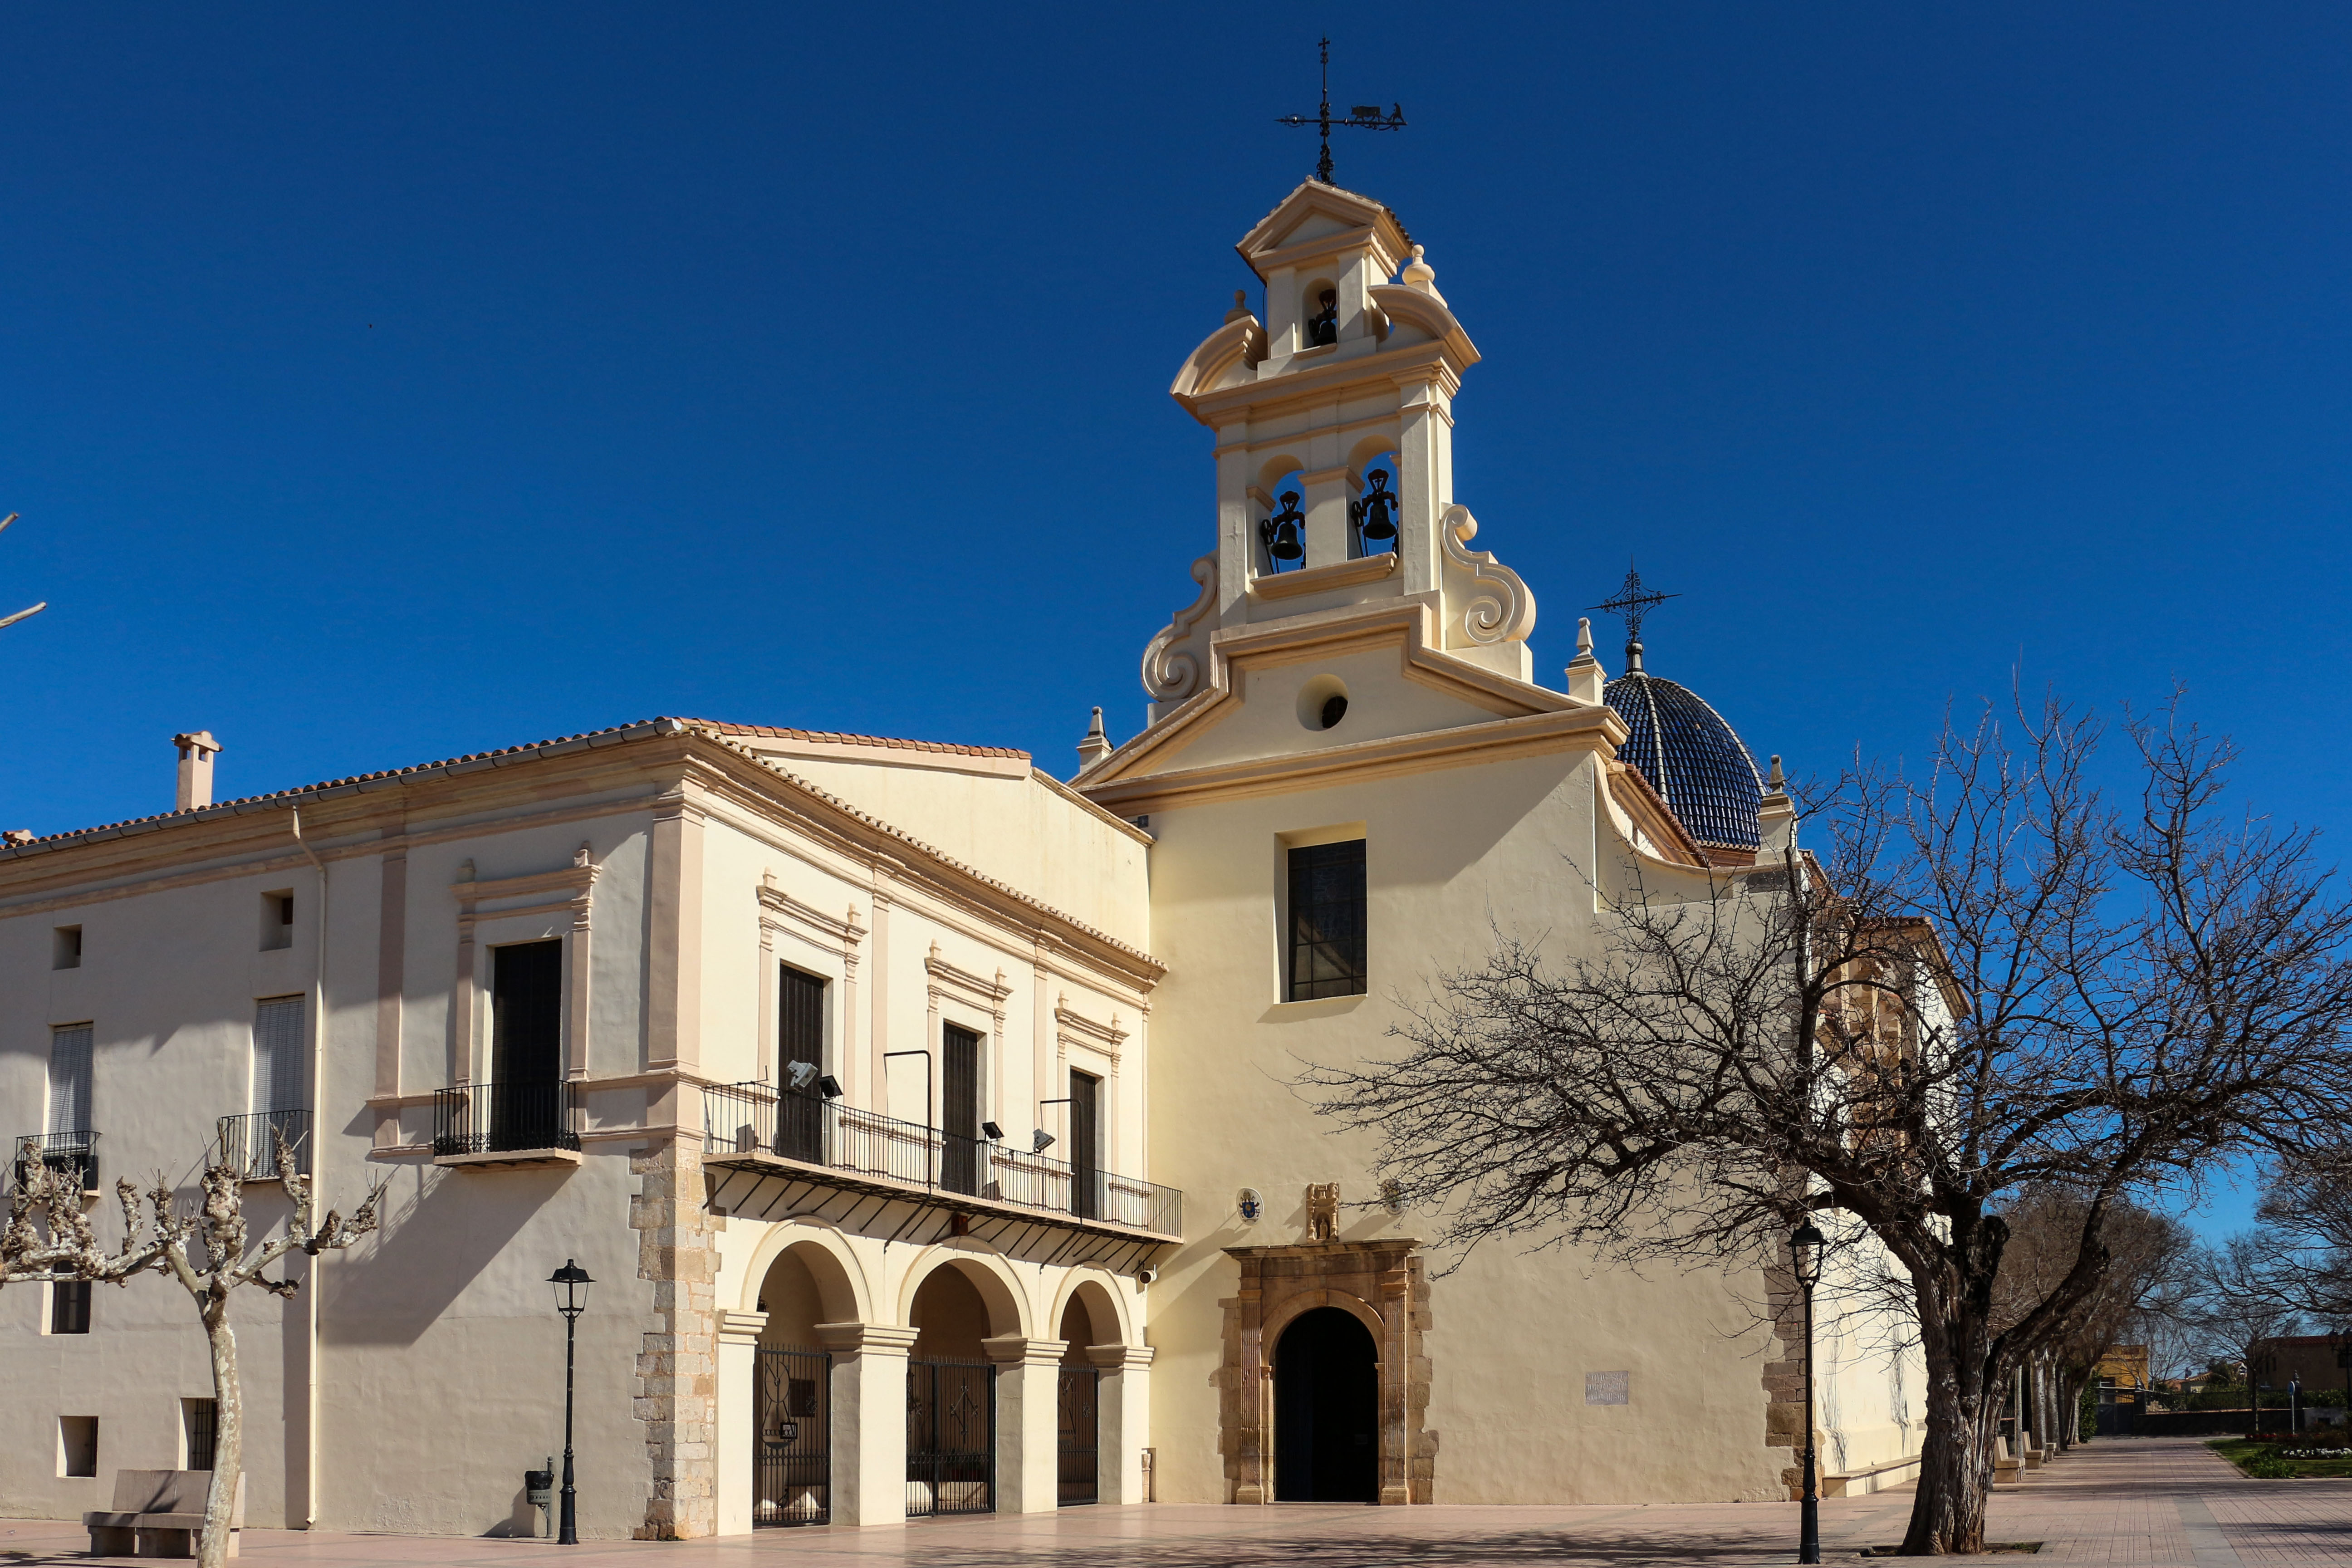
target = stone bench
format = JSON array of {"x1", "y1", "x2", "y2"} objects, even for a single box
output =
[{"x1": 84, "y1": 1469, "x2": 243, "y2": 1559}]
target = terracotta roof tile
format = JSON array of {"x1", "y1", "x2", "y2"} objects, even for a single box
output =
[{"x1": 681, "y1": 720, "x2": 1028, "y2": 760}]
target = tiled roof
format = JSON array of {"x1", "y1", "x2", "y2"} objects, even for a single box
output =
[
  {"x1": 684, "y1": 721, "x2": 1028, "y2": 760},
  {"x1": 0, "y1": 716, "x2": 1029, "y2": 858},
  {"x1": 1605, "y1": 671, "x2": 1764, "y2": 852}
]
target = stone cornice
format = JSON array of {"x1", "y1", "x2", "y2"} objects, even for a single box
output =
[{"x1": 1176, "y1": 339, "x2": 1463, "y2": 430}]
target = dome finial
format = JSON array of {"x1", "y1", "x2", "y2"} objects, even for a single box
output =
[{"x1": 1590, "y1": 559, "x2": 1678, "y2": 673}]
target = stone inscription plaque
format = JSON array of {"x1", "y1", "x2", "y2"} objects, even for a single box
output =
[{"x1": 1585, "y1": 1370, "x2": 1630, "y2": 1406}]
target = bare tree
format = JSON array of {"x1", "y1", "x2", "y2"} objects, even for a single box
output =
[
  {"x1": 2253, "y1": 1143, "x2": 2352, "y2": 1322},
  {"x1": 2182, "y1": 1233, "x2": 2306, "y2": 1430},
  {"x1": 4, "y1": 1135, "x2": 382, "y2": 1568},
  {"x1": 1990, "y1": 1189, "x2": 2193, "y2": 1450},
  {"x1": 1308, "y1": 695, "x2": 2352, "y2": 1554}
]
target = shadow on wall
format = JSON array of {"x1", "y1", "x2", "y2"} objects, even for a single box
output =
[{"x1": 318, "y1": 1164, "x2": 566, "y2": 1345}]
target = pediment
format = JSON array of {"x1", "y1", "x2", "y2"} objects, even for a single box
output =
[
  {"x1": 1236, "y1": 181, "x2": 1412, "y2": 278},
  {"x1": 1079, "y1": 601, "x2": 1621, "y2": 804}
]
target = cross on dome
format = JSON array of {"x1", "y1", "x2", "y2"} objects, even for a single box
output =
[{"x1": 1590, "y1": 561, "x2": 1679, "y2": 674}]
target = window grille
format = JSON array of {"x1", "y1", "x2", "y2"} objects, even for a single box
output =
[
  {"x1": 184, "y1": 1399, "x2": 217, "y2": 1471},
  {"x1": 50, "y1": 1280, "x2": 90, "y2": 1335},
  {"x1": 1287, "y1": 840, "x2": 1368, "y2": 1001}
]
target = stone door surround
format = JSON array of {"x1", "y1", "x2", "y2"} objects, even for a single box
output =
[{"x1": 1220, "y1": 1240, "x2": 1433, "y2": 1506}]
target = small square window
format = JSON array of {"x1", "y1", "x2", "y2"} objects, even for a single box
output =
[
  {"x1": 49, "y1": 1280, "x2": 90, "y2": 1335},
  {"x1": 59, "y1": 1415, "x2": 97, "y2": 1478},
  {"x1": 52, "y1": 925, "x2": 81, "y2": 970},
  {"x1": 260, "y1": 892, "x2": 294, "y2": 952}
]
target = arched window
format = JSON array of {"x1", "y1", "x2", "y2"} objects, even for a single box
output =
[
  {"x1": 1350, "y1": 455, "x2": 1400, "y2": 558},
  {"x1": 1305, "y1": 286, "x2": 1338, "y2": 347},
  {"x1": 1257, "y1": 469, "x2": 1306, "y2": 574}
]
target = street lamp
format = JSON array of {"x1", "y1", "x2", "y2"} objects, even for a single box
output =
[
  {"x1": 549, "y1": 1259, "x2": 594, "y2": 1544},
  {"x1": 1791, "y1": 1222, "x2": 1826, "y2": 1566}
]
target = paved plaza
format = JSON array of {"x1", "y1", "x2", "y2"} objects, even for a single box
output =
[{"x1": 0, "y1": 1439, "x2": 2344, "y2": 1567}]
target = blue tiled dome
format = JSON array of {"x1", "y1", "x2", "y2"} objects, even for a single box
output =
[{"x1": 1605, "y1": 665, "x2": 1764, "y2": 851}]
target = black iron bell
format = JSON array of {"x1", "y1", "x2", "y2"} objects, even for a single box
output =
[
  {"x1": 1259, "y1": 490, "x2": 1307, "y2": 564},
  {"x1": 1353, "y1": 470, "x2": 1398, "y2": 544}
]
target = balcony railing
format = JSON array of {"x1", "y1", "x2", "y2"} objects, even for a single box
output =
[
  {"x1": 431, "y1": 1080, "x2": 580, "y2": 1158},
  {"x1": 217, "y1": 1108, "x2": 311, "y2": 1181},
  {"x1": 703, "y1": 1082, "x2": 1182, "y2": 1237},
  {"x1": 12, "y1": 1131, "x2": 98, "y2": 1192}
]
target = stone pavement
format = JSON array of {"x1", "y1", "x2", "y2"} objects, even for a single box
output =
[{"x1": 0, "y1": 1438, "x2": 2343, "y2": 1566}]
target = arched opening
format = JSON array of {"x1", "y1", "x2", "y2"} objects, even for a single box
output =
[
  {"x1": 1055, "y1": 1294, "x2": 1105, "y2": 1506},
  {"x1": 1274, "y1": 1307, "x2": 1379, "y2": 1503},
  {"x1": 1257, "y1": 467, "x2": 1307, "y2": 575},
  {"x1": 1349, "y1": 452, "x2": 1400, "y2": 559},
  {"x1": 906, "y1": 1261, "x2": 1001, "y2": 1516},
  {"x1": 752, "y1": 1245, "x2": 840, "y2": 1526},
  {"x1": 1303, "y1": 282, "x2": 1339, "y2": 346}
]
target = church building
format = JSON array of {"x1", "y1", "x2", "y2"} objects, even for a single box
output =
[{"x1": 0, "y1": 178, "x2": 1923, "y2": 1537}]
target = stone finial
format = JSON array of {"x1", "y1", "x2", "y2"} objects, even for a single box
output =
[
  {"x1": 1075, "y1": 706, "x2": 1112, "y2": 772},
  {"x1": 1565, "y1": 615, "x2": 1608, "y2": 705},
  {"x1": 1401, "y1": 243, "x2": 1443, "y2": 301},
  {"x1": 1225, "y1": 288, "x2": 1254, "y2": 323},
  {"x1": 1769, "y1": 754, "x2": 1785, "y2": 791}
]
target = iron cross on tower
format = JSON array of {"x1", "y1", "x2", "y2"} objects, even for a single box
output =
[
  {"x1": 1591, "y1": 561, "x2": 1679, "y2": 670},
  {"x1": 1276, "y1": 37, "x2": 1406, "y2": 185}
]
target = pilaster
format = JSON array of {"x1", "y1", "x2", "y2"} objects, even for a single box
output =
[
  {"x1": 714, "y1": 1310, "x2": 767, "y2": 1537},
  {"x1": 981, "y1": 1335, "x2": 1068, "y2": 1515},
  {"x1": 815, "y1": 1322, "x2": 921, "y2": 1526}
]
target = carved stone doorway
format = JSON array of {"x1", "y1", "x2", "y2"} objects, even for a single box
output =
[{"x1": 1220, "y1": 1240, "x2": 1433, "y2": 1505}]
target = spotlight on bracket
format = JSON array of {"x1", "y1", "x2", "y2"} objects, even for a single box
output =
[
  {"x1": 981, "y1": 1121, "x2": 1005, "y2": 1141},
  {"x1": 1032, "y1": 1128, "x2": 1056, "y2": 1154},
  {"x1": 815, "y1": 1074, "x2": 843, "y2": 1100},
  {"x1": 785, "y1": 1060, "x2": 818, "y2": 1091}
]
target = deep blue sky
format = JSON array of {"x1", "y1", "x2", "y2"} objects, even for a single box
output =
[{"x1": 4, "y1": 6, "x2": 2343, "y2": 1232}]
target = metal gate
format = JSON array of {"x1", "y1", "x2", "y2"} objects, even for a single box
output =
[
  {"x1": 906, "y1": 1358, "x2": 995, "y2": 1516},
  {"x1": 754, "y1": 1345, "x2": 831, "y2": 1526},
  {"x1": 1058, "y1": 1364, "x2": 1099, "y2": 1506}
]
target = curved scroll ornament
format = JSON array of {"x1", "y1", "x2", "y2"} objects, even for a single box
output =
[
  {"x1": 1438, "y1": 505, "x2": 1536, "y2": 646},
  {"x1": 1141, "y1": 553, "x2": 1220, "y2": 702}
]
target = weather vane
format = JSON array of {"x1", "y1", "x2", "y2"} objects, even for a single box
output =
[
  {"x1": 1276, "y1": 37, "x2": 1405, "y2": 186},
  {"x1": 1590, "y1": 561, "x2": 1677, "y2": 661}
]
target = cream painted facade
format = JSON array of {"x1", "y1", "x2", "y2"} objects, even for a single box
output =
[{"x1": 0, "y1": 178, "x2": 1921, "y2": 1537}]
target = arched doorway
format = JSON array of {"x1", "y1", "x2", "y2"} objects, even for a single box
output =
[
  {"x1": 906, "y1": 1262, "x2": 1003, "y2": 1516},
  {"x1": 753, "y1": 1246, "x2": 838, "y2": 1526},
  {"x1": 1273, "y1": 1307, "x2": 1379, "y2": 1502}
]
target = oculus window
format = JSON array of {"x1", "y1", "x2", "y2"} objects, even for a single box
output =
[{"x1": 1287, "y1": 840, "x2": 1367, "y2": 1001}]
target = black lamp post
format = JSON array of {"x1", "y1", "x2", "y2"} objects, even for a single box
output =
[
  {"x1": 2334, "y1": 1330, "x2": 2351, "y2": 1420},
  {"x1": 1792, "y1": 1222, "x2": 1826, "y2": 1565},
  {"x1": 549, "y1": 1259, "x2": 593, "y2": 1544}
]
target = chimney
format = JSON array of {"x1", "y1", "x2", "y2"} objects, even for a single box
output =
[{"x1": 174, "y1": 731, "x2": 221, "y2": 811}]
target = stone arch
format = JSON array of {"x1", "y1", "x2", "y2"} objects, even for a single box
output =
[
  {"x1": 1048, "y1": 1271, "x2": 1133, "y2": 1351},
  {"x1": 735, "y1": 1221, "x2": 870, "y2": 1324},
  {"x1": 1262, "y1": 1287, "x2": 1387, "y2": 1359},
  {"x1": 1345, "y1": 431, "x2": 1401, "y2": 474},
  {"x1": 895, "y1": 1242, "x2": 1030, "y2": 1340},
  {"x1": 1255, "y1": 453, "x2": 1310, "y2": 492}
]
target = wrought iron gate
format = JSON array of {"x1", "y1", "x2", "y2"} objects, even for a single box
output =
[
  {"x1": 1057, "y1": 1364, "x2": 1099, "y2": 1506},
  {"x1": 906, "y1": 1357, "x2": 995, "y2": 1516},
  {"x1": 754, "y1": 1345, "x2": 831, "y2": 1526}
]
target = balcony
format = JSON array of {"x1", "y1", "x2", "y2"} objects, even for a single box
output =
[
  {"x1": 216, "y1": 1108, "x2": 311, "y2": 1182},
  {"x1": 701, "y1": 1081, "x2": 1182, "y2": 1242},
  {"x1": 431, "y1": 1081, "x2": 582, "y2": 1167},
  {"x1": 12, "y1": 1131, "x2": 98, "y2": 1193}
]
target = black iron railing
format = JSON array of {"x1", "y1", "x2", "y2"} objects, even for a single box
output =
[
  {"x1": 702, "y1": 1081, "x2": 1183, "y2": 1236},
  {"x1": 13, "y1": 1131, "x2": 98, "y2": 1191},
  {"x1": 217, "y1": 1108, "x2": 311, "y2": 1181},
  {"x1": 432, "y1": 1081, "x2": 579, "y2": 1157}
]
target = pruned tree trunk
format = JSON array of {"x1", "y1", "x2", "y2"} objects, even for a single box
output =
[{"x1": 201, "y1": 1294, "x2": 240, "y2": 1568}]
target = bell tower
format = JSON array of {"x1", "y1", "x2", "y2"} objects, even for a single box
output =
[{"x1": 1145, "y1": 181, "x2": 1536, "y2": 722}]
